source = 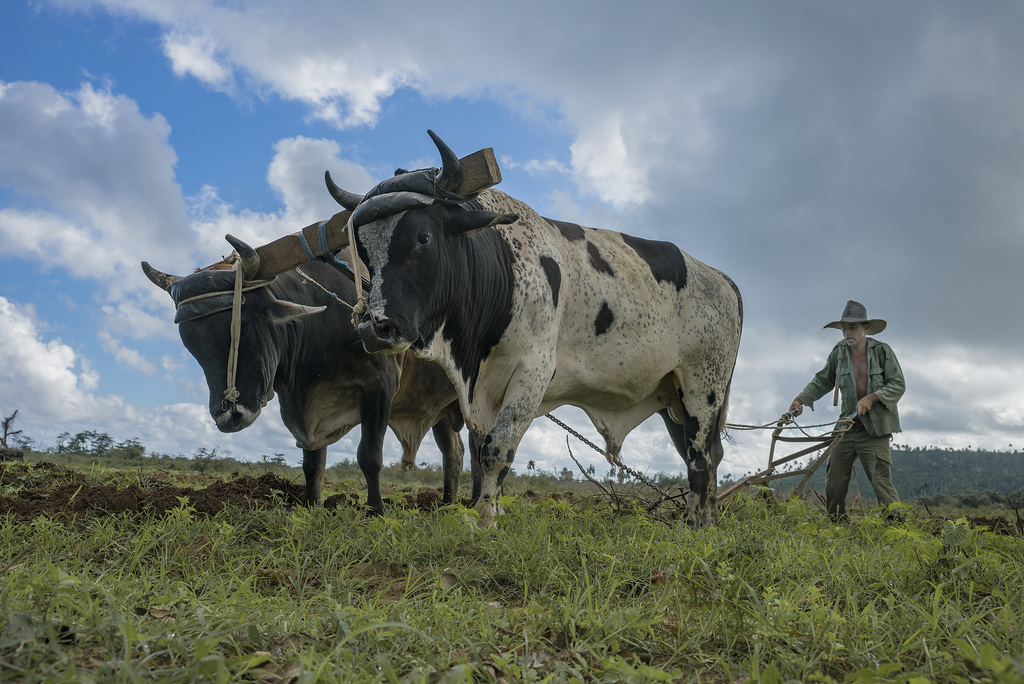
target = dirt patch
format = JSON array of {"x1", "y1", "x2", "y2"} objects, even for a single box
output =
[
  {"x1": 0, "y1": 462, "x2": 446, "y2": 523},
  {"x1": 952, "y1": 514, "x2": 1020, "y2": 537},
  {"x1": 2, "y1": 462, "x2": 1019, "y2": 537}
]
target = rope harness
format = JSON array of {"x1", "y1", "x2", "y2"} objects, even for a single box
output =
[
  {"x1": 345, "y1": 215, "x2": 369, "y2": 330},
  {"x1": 223, "y1": 260, "x2": 244, "y2": 407}
]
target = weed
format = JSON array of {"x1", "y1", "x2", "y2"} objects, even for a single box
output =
[{"x1": 2, "y1": 464, "x2": 1023, "y2": 682}]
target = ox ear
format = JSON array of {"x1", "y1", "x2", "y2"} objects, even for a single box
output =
[
  {"x1": 265, "y1": 296, "x2": 327, "y2": 324},
  {"x1": 446, "y1": 207, "x2": 519, "y2": 237}
]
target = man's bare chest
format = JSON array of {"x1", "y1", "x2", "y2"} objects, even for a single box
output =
[{"x1": 851, "y1": 351, "x2": 869, "y2": 398}]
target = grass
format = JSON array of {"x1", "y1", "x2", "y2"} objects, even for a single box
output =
[{"x1": 1, "y1": 460, "x2": 1023, "y2": 682}]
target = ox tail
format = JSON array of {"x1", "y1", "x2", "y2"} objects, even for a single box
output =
[
  {"x1": 719, "y1": 279, "x2": 743, "y2": 438},
  {"x1": 717, "y1": 384, "x2": 732, "y2": 437}
]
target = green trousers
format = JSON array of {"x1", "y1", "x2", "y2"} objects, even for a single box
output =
[{"x1": 825, "y1": 426, "x2": 901, "y2": 521}]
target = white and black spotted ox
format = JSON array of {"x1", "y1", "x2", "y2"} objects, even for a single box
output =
[
  {"x1": 324, "y1": 130, "x2": 743, "y2": 527},
  {"x1": 142, "y1": 237, "x2": 464, "y2": 514}
]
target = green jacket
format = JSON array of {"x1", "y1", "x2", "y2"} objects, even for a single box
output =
[{"x1": 797, "y1": 338, "x2": 905, "y2": 437}]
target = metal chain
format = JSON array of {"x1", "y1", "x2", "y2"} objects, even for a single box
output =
[{"x1": 543, "y1": 413, "x2": 666, "y2": 494}]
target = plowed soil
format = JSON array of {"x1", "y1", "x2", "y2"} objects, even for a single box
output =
[
  {"x1": 0, "y1": 461, "x2": 448, "y2": 523},
  {"x1": 1, "y1": 461, "x2": 1020, "y2": 537}
]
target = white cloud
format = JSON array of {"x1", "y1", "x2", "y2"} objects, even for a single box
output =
[
  {"x1": 266, "y1": 136, "x2": 377, "y2": 220},
  {"x1": 0, "y1": 295, "x2": 109, "y2": 422},
  {"x1": 163, "y1": 29, "x2": 234, "y2": 91},
  {"x1": 161, "y1": 354, "x2": 184, "y2": 374},
  {"x1": 499, "y1": 155, "x2": 570, "y2": 177},
  {"x1": 0, "y1": 80, "x2": 194, "y2": 293},
  {"x1": 569, "y1": 115, "x2": 650, "y2": 207},
  {"x1": 98, "y1": 330, "x2": 157, "y2": 375}
]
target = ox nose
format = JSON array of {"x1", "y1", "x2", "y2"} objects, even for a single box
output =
[
  {"x1": 215, "y1": 406, "x2": 256, "y2": 432},
  {"x1": 358, "y1": 314, "x2": 402, "y2": 354}
]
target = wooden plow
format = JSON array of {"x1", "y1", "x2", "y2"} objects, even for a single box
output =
[{"x1": 717, "y1": 414, "x2": 855, "y2": 501}]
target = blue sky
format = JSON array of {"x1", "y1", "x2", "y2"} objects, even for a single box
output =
[{"x1": 2, "y1": 0, "x2": 1023, "y2": 483}]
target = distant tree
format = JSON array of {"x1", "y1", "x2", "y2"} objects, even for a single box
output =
[
  {"x1": 86, "y1": 431, "x2": 114, "y2": 457},
  {"x1": 113, "y1": 438, "x2": 145, "y2": 460},
  {"x1": 1, "y1": 410, "x2": 23, "y2": 449},
  {"x1": 54, "y1": 432, "x2": 71, "y2": 453},
  {"x1": 262, "y1": 453, "x2": 287, "y2": 467},
  {"x1": 62, "y1": 431, "x2": 89, "y2": 454},
  {"x1": 56, "y1": 430, "x2": 115, "y2": 457},
  {"x1": 193, "y1": 446, "x2": 229, "y2": 473}
]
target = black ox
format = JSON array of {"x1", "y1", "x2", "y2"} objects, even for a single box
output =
[{"x1": 142, "y1": 238, "x2": 464, "y2": 513}]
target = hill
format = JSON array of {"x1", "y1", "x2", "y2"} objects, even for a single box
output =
[{"x1": 739, "y1": 445, "x2": 1024, "y2": 505}]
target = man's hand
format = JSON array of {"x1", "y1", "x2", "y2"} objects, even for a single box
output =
[
  {"x1": 788, "y1": 398, "x2": 803, "y2": 417},
  {"x1": 857, "y1": 393, "x2": 879, "y2": 415}
]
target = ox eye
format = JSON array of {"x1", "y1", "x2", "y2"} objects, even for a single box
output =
[{"x1": 417, "y1": 233, "x2": 431, "y2": 246}]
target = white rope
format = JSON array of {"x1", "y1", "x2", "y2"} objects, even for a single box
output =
[
  {"x1": 222, "y1": 260, "x2": 244, "y2": 409},
  {"x1": 726, "y1": 418, "x2": 846, "y2": 431},
  {"x1": 346, "y1": 214, "x2": 369, "y2": 329},
  {"x1": 293, "y1": 266, "x2": 355, "y2": 311},
  {"x1": 174, "y1": 279, "x2": 274, "y2": 307}
]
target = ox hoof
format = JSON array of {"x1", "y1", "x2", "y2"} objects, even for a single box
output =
[
  {"x1": 474, "y1": 498, "x2": 504, "y2": 528},
  {"x1": 677, "y1": 508, "x2": 719, "y2": 530}
]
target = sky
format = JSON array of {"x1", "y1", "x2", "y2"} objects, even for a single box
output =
[{"x1": 1, "y1": 0, "x2": 1023, "y2": 485}]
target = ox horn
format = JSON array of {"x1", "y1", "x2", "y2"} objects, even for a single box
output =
[
  {"x1": 325, "y1": 170, "x2": 364, "y2": 210},
  {"x1": 225, "y1": 234, "x2": 260, "y2": 280},
  {"x1": 141, "y1": 261, "x2": 181, "y2": 291},
  {"x1": 352, "y1": 191, "x2": 434, "y2": 228},
  {"x1": 428, "y1": 129, "x2": 462, "y2": 194}
]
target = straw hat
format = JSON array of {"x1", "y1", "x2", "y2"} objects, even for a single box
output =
[{"x1": 824, "y1": 300, "x2": 887, "y2": 335}]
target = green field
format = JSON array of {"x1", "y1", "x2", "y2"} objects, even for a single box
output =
[{"x1": 2, "y1": 457, "x2": 1023, "y2": 683}]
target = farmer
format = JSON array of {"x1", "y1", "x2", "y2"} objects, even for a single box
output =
[{"x1": 787, "y1": 300, "x2": 906, "y2": 522}]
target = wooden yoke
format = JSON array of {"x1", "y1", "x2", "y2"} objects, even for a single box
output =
[{"x1": 250, "y1": 148, "x2": 502, "y2": 281}]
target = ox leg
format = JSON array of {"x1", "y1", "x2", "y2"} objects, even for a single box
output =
[
  {"x1": 691, "y1": 430, "x2": 723, "y2": 528},
  {"x1": 432, "y1": 417, "x2": 465, "y2": 505},
  {"x1": 469, "y1": 432, "x2": 484, "y2": 503},
  {"x1": 357, "y1": 390, "x2": 392, "y2": 516},
  {"x1": 659, "y1": 407, "x2": 723, "y2": 529},
  {"x1": 475, "y1": 399, "x2": 536, "y2": 527},
  {"x1": 302, "y1": 447, "x2": 327, "y2": 506},
  {"x1": 467, "y1": 429, "x2": 508, "y2": 506}
]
